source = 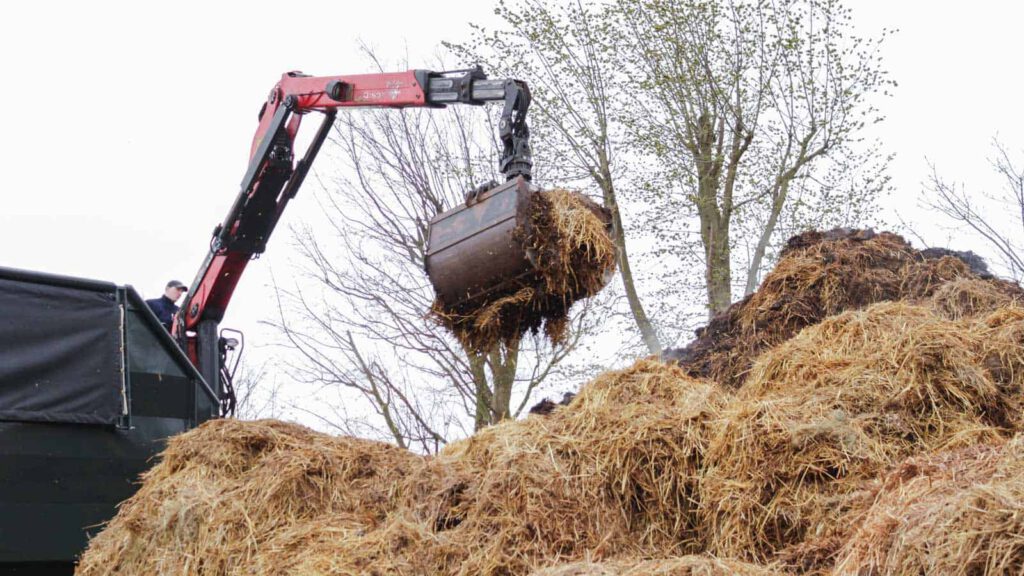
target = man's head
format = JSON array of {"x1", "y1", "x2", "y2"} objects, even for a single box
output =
[{"x1": 164, "y1": 280, "x2": 188, "y2": 302}]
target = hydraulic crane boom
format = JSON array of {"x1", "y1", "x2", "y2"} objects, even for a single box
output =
[{"x1": 176, "y1": 67, "x2": 531, "y2": 411}]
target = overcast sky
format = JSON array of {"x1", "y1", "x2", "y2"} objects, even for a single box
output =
[{"x1": 2, "y1": 1, "x2": 1021, "y2": 421}]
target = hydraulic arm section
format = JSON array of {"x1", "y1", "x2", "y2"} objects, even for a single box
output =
[{"x1": 175, "y1": 67, "x2": 531, "y2": 414}]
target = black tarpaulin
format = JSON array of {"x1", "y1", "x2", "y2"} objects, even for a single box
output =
[{"x1": 0, "y1": 277, "x2": 124, "y2": 425}]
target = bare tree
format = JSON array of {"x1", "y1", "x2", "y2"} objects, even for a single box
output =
[
  {"x1": 268, "y1": 53, "x2": 608, "y2": 452},
  {"x1": 231, "y1": 360, "x2": 284, "y2": 421},
  {"x1": 453, "y1": 0, "x2": 891, "y2": 348},
  {"x1": 924, "y1": 138, "x2": 1024, "y2": 281},
  {"x1": 618, "y1": 0, "x2": 894, "y2": 314},
  {"x1": 451, "y1": 0, "x2": 664, "y2": 354}
]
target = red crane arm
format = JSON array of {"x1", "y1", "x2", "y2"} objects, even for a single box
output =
[
  {"x1": 182, "y1": 71, "x2": 429, "y2": 332},
  {"x1": 175, "y1": 68, "x2": 531, "y2": 404}
]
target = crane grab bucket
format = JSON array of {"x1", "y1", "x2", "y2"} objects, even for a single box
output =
[
  {"x1": 424, "y1": 178, "x2": 616, "y2": 351},
  {"x1": 425, "y1": 178, "x2": 535, "y2": 311}
]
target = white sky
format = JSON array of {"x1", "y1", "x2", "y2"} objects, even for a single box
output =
[{"x1": 1, "y1": 1, "x2": 1022, "y2": 422}]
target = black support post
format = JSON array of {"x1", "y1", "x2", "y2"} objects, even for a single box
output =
[{"x1": 196, "y1": 319, "x2": 221, "y2": 406}]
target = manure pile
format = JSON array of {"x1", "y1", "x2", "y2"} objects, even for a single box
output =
[{"x1": 78, "y1": 230, "x2": 1024, "y2": 576}]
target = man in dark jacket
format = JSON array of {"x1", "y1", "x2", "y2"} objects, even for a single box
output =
[{"x1": 146, "y1": 280, "x2": 187, "y2": 331}]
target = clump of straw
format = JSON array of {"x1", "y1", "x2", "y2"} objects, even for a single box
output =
[
  {"x1": 78, "y1": 360, "x2": 726, "y2": 576},
  {"x1": 925, "y1": 277, "x2": 1023, "y2": 320},
  {"x1": 834, "y1": 436, "x2": 1024, "y2": 575},
  {"x1": 698, "y1": 301, "x2": 1018, "y2": 567},
  {"x1": 75, "y1": 419, "x2": 422, "y2": 575},
  {"x1": 665, "y1": 229, "x2": 1005, "y2": 388},
  {"x1": 528, "y1": 555, "x2": 782, "y2": 575},
  {"x1": 379, "y1": 359, "x2": 728, "y2": 574}
]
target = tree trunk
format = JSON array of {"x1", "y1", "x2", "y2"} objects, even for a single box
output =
[
  {"x1": 693, "y1": 113, "x2": 732, "y2": 318},
  {"x1": 598, "y1": 171, "x2": 662, "y2": 354},
  {"x1": 704, "y1": 216, "x2": 733, "y2": 316},
  {"x1": 744, "y1": 177, "x2": 792, "y2": 296},
  {"x1": 488, "y1": 342, "x2": 518, "y2": 422},
  {"x1": 467, "y1": 351, "x2": 491, "y2": 431}
]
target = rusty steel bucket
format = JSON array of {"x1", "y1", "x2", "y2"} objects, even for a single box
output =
[{"x1": 425, "y1": 177, "x2": 537, "y2": 310}]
